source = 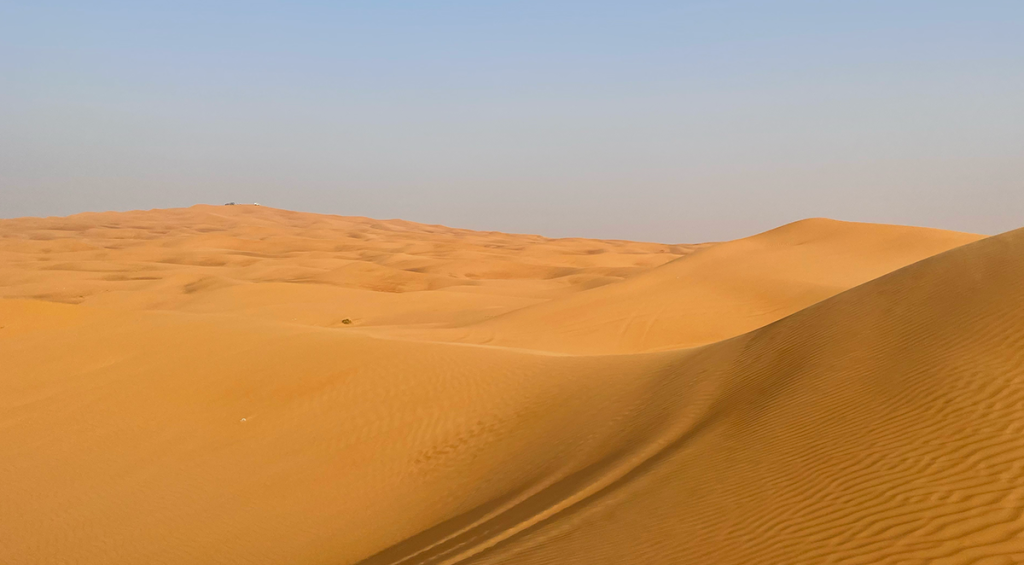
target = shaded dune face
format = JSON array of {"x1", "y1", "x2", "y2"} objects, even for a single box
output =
[
  {"x1": 446, "y1": 227, "x2": 1024, "y2": 565},
  {"x1": 2, "y1": 205, "x2": 1020, "y2": 565},
  {"x1": 350, "y1": 228, "x2": 1024, "y2": 565}
]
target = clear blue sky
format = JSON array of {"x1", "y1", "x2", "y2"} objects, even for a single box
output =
[{"x1": 1, "y1": 1, "x2": 1021, "y2": 241}]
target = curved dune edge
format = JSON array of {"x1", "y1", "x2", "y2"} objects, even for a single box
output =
[
  {"x1": 362, "y1": 226, "x2": 1024, "y2": 565},
  {"x1": 1, "y1": 208, "x2": 1017, "y2": 564}
]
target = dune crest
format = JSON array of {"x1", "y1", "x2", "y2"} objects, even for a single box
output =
[
  {"x1": 437, "y1": 217, "x2": 983, "y2": 353},
  {"x1": 3, "y1": 206, "x2": 1020, "y2": 565}
]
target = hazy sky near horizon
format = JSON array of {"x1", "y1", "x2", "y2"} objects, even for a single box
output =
[{"x1": 1, "y1": 1, "x2": 1022, "y2": 242}]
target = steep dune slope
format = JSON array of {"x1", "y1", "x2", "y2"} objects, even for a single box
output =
[
  {"x1": 418, "y1": 226, "x2": 1024, "y2": 564},
  {"x1": 441, "y1": 218, "x2": 983, "y2": 353}
]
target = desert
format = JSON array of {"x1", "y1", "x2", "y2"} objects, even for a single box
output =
[
  {"x1": 5, "y1": 3, "x2": 1022, "y2": 563},
  {"x1": 3, "y1": 205, "x2": 1023, "y2": 564}
]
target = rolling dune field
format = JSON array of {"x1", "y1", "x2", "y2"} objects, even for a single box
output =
[{"x1": 2, "y1": 205, "x2": 1022, "y2": 565}]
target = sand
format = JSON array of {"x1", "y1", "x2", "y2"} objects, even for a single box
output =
[{"x1": 2, "y1": 204, "x2": 1021, "y2": 564}]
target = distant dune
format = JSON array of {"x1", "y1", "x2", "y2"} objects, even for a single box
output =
[
  {"x1": 443, "y1": 217, "x2": 983, "y2": 353},
  {"x1": 2, "y1": 205, "x2": 1021, "y2": 564}
]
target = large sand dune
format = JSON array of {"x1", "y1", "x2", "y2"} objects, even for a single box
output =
[
  {"x1": 438, "y1": 218, "x2": 983, "y2": 353},
  {"x1": 2, "y1": 205, "x2": 1021, "y2": 564}
]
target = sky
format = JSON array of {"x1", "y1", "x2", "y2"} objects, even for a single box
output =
[{"x1": 1, "y1": 1, "x2": 1022, "y2": 242}]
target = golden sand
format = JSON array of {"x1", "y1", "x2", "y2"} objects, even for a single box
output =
[{"x1": 5, "y1": 205, "x2": 1023, "y2": 564}]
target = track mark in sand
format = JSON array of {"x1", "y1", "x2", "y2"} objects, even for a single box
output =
[
  {"x1": 636, "y1": 305, "x2": 668, "y2": 352},
  {"x1": 357, "y1": 356, "x2": 726, "y2": 565}
]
